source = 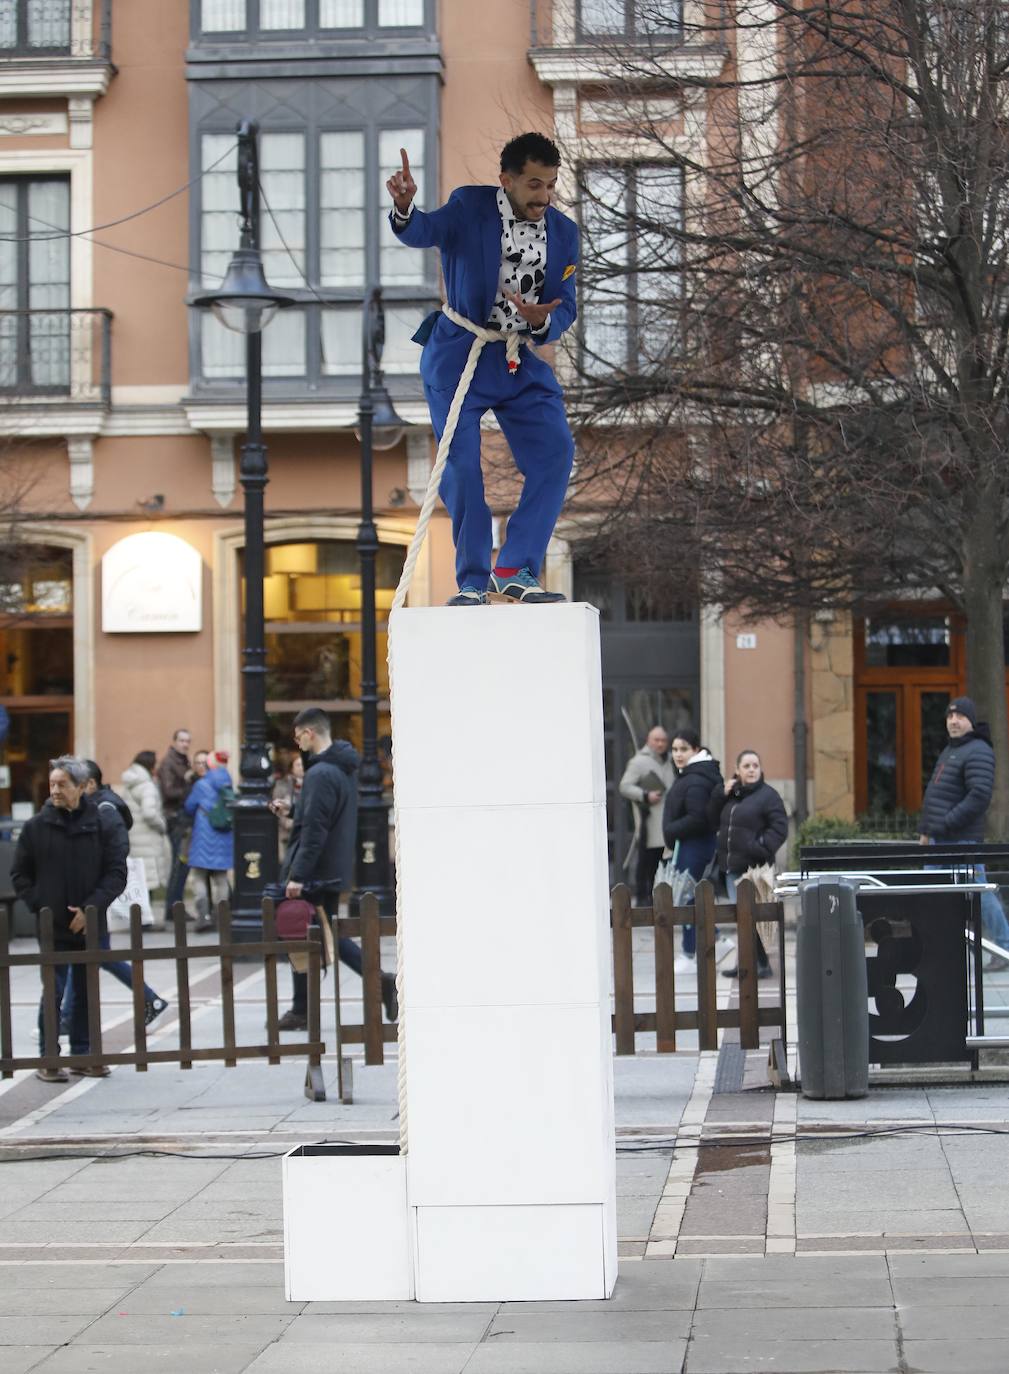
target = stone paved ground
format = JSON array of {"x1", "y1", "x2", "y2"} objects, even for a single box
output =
[{"x1": 3, "y1": 932, "x2": 1009, "y2": 1370}]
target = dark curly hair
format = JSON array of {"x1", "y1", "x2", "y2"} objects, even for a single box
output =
[{"x1": 500, "y1": 132, "x2": 561, "y2": 175}]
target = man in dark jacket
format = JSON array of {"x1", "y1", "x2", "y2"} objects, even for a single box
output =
[
  {"x1": 272, "y1": 707, "x2": 397, "y2": 1031},
  {"x1": 920, "y1": 696, "x2": 1009, "y2": 964},
  {"x1": 12, "y1": 755, "x2": 129, "y2": 1081},
  {"x1": 156, "y1": 727, "x2": 191, "y2": 920},
  {"x1": 83, "y1": 759, "x2": 133, "y2": 833}
]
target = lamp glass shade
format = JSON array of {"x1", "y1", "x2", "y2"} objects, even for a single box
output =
[
  {"x1": 190, "y1": 248, "x2": 295, "y2": 335},
  {"x1": 364, "y1": 381, "x2": 406, "y2": 450}
]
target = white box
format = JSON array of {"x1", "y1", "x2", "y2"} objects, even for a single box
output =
[
  {"x1": 414, "y1": 1204, "x2": 609, "y2": 1302},
  {"x1": 283, "y1": 1146, "x2": 413, "y2": 1301},
  {"x1": 389, "y1": 603, "x2": 606, "y2": 810}
]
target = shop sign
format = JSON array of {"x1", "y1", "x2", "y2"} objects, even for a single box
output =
[{"x1": 102, "y1": 532, "x2": 202, "y2": 633}]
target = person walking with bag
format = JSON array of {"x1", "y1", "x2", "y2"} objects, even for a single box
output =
[
  {"x1": 619, "y1": 726, "x2": 673, "y2": 904},
  {"x1": 708, "y1": 749, "x2": 788, "y2": 980},
  {"x1": 184, "y1": 750, "x2": 234, "y2": 930},
  {"x1": 660, "y1": 728, "x2": 723, "y2": 961},
  {"x1": 119, "y1": 751, "x2": 171, "y2": 910}
]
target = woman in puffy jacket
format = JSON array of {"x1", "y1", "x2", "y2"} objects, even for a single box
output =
[
  {"x1": 119, "y1": 750, "x2": 171, "y2": 889},
  {"x1": 708, "y1": 747, "x2": 788, "y2": 979},
  {"x1": 661, "y1": 727, "x2": 723, "y2": 958},
  {"x1": 184, "y1": 750, "x2": 234, "y2": 923}
]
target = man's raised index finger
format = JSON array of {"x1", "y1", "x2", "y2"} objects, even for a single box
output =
[{"x1": 400, "y1": 147, "x2": 412, "y2": 177}]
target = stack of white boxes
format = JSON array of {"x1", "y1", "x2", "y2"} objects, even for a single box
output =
[{"x1": 284, "y1": 602, "x2": 617, "y2": 1303}]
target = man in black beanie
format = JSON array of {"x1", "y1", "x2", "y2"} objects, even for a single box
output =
[{"x1": 920, "y1": 695, "x2": 1009, "y2": 966}]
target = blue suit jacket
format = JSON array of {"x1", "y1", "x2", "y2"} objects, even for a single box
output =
[{"x1": 389, "y1": 185, "x2": 579, "y2": 391}]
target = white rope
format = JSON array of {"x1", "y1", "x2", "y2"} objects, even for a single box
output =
[{"x1": 388, "y1": 306, "x2": 525, "y2": 1154}]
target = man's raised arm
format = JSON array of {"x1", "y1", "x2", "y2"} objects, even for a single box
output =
[{"x1": 386, "y1": 146, "x2": 459, "y2": 250}]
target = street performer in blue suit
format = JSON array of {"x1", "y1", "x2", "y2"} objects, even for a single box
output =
[{"x1": 387, "y1": 132, "x2": 578, "y2": 606}]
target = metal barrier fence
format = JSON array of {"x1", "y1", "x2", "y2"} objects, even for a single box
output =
[
  {"x1": 610, "y1": 879, "x2": 788, "y2": 1058},
  {"x1": 0, "y1": 899, "x2": 327, "y2": 1101}
]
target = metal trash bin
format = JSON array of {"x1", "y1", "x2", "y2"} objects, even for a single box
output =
[{"x1": 797, "y1": 876, "x2": 869, "y2": 1099}]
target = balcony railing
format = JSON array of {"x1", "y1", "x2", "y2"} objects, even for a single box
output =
[
  {"x1": 0, "y1": 309, "x2": 112, "y2": 406},
  {"x1": 0, "y1": 0, "x2": 112, "y2": 61}
]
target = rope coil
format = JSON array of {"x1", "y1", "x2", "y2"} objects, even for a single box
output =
[{"x1": 389, "y1": 306, "x2": 526, "y2": 1153}]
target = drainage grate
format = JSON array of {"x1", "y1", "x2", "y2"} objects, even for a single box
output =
[{"x1": 713, "y1": 1041, "x2": 747, "y2": 1093}]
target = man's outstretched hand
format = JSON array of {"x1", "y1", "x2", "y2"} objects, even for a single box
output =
[
  {"x1": 505, "y1": 292, "x2": 562, "y2": 330},
  {"x1": 387, "y1": 147, "x2": 417, "y2": 215}
]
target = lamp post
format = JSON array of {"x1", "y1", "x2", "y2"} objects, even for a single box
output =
[
  {"x1": 189, "y1": 119, "x2": 296, "y2": 937},
  {"x1": 351, "y1": 285, "x2": 405, "y2": 916}
]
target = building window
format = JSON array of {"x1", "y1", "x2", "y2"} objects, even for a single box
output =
[
  {"x1": 0, "y1": 177, "x2": 71, "y2": 394},
  {"x1": 198, "y1": 125, "x2": 431, "y2": 386},
  {"x1": 576, "y1": 0, "x2": 681, "y2": 39},
  {"x1": 0, "y1": 1, "x2": 72, "y2": 53},
  {"x1": 241, "y1": 539, "x2": 405, "y2": 762},
  {"x1": 199, "y1": 0, "x2": 425, "y2": 36},
  {"x1": 580, "y1": 164, "x2": 683, "y2": 377},
  {"x1": 0, "y1": 545, "x2": 74, "y2": 814}
]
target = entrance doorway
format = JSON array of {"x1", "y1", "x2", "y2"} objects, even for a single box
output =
[
  {"x1": 574, "y1": 566, "x2": 700, "y2": 884},
  {"x1": 854, "y1": 610, "x2": 962, "y2": 816}
]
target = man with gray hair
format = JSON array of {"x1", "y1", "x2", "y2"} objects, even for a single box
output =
[{"x1": 11, "y1": 755, "x2": 129, "y2": 1082}]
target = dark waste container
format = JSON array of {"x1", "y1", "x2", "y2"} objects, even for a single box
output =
[{"x1": 797, "y1": 876, "x2": 869, "y2": 1099}]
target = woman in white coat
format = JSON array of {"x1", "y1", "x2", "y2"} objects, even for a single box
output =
[{"x1": 119, "y1": 750, "x2": 171, "y2": 890}]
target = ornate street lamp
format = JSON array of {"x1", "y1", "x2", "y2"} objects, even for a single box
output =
[
  {"x1": 189, "y1": 119, "x2": 296, "y2": 937},
  {"x1": 351, "y1": 286, "x2": 405, "y2": 915}
]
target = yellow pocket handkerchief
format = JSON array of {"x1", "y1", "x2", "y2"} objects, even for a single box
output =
[{"x1": 562, "y1": 263, "x2": 577, "y2": 281}]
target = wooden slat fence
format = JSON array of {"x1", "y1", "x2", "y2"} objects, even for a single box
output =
[
  {"x1": 611, "y1": 879, "x2": 788, "y2": 1053},
  {"x1": 0, "y1": 898, "x2": 328, "y2": 1101}
]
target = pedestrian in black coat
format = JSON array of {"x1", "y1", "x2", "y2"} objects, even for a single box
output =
[
  {"x1": 270, "y1": 707, "x2": 397, "y2": 1031},
  {"x1": 660, "y1": 728, "x2": 723, "y2": 957},
  {"x1": 11, "y1": 755, "x2": 128, "y2": 1080},
  {"x1": 708, "y1": 749, "x2": 787, "y2": 978}
]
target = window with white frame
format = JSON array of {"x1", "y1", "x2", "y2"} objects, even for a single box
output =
[
  {"x1": 580, "y1": 163, "x2": 683, "y2": 376},
  {"x1": 199, "y1": 0, "x2": 424, "y2": 35},
  {"x1": 198, "y1": 124, "x2": 431, "y2": 385},
  {"x1": 0, "y1": 1, "x2": 72, "y2": 52},
  {"x1": 0, "y1": 177, "x2": 71, "y2": 392},
  {"x1": 577, "y1": 0, "x2": 681, "y2": 38}
]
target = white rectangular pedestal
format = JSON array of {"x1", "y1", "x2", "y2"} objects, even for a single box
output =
[
  {"x1": 283, "y1": 1146, "x2": 413, "y2": 1300},
  {"x1": 391, "y1": 603, "x2": 617, "y2": 1302}
]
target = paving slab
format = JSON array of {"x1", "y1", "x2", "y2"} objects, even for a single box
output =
[
  {"x1": 899, "y1": 1339, "x2": 1009, "y2": 1373},
  {"x1": 464, "y1": 1341, "x2": 687, "y2": 1373},
  {"x1": 796, "y1": 1207, "x2": 966, "y2": 1235},
  {"x1": 278, "y1": 1311, "x2": 492, "y2": 1343},
  {"x1": 891, "y1": 1274, "x2": 1009, "y2": 1307},
  {"x1": 116, "y1": 1283, "x2": 304, "y2": 1316},
  {"x1": 74, "y1": 1313, "x2": 294, "y2": 1346},
  {"x1": 701, "y1": 1256, "x2": 890, "y2": 1280},
  {"x1": 32, "y1": 1344, "x2": 274, "y2": 1374},
  {"x1": 139, "y1": 1262, "x2": 286, "y2": 1286},
  {"x1": 0, "y1": 1288, "x2": 142, "y2": 1317},
  {"x1": 485, "y1": 1309, "x2": 691, "y2": 1341},
  {"x1": 697, "y1": 1273, "x2": 892, "y2": 1309},
  {"x1": 896, "y1": 1303, "x2": 1009, "y2": 1340},
  {"x1": 689, "y1": 1306, "x2": 896, "y2": 1340},
  {"x1": 0, "y1": 1263, "x2": 159, "y2": 1288},
  {"x1": 0, "y1": 1315, "x2": 97, "y2": 1345},
  {"x1": 246, "y1": 1345, "x2": 478, "y2": 1374},
  {"x1": 684, "y1": 1336, "x2": 899, "y2": 1373},
  {"x1": 0, "y1": 1349, "x2": 58, "y2": 1374},
  {"x1": 888, "y1": 1251, "x2": 1009, "y2": 1278}
]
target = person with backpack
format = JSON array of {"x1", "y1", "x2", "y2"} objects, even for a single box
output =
[{"x1": 183, "y1": 749, "x2": 234, "y2": 930}]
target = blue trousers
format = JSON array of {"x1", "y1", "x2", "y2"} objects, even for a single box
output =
[
  {"x1": 60, "y1": 932, "x2": 159, "y2": 1024},
  {"x1": 425, "y1": 347, "x2": 575, "y2": 589}
]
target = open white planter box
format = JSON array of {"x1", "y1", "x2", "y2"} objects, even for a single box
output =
[{"x1": 283, "y1": 1144, "x2": 413, "y2": 1301}]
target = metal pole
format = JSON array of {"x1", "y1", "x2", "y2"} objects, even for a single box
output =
[
  {"x1": 229, "y1": 122, "x2": 278, "y2": 938},
  {"x1": 351, "y1": 287, "x2": 394, "y2": 915}
]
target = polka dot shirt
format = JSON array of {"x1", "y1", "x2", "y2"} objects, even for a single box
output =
[{"x1": 486, "y1": 187, "x2": 548, "y2": 336}]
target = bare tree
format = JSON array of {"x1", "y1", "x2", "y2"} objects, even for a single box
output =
[{"x1": 564, "y1": 0, "x2": 1009, "y2": 828}]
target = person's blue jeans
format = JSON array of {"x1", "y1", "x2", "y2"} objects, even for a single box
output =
[
  {"x1": 927, "y1": 843, "x2": 1009, "y2": 950},
  {"x1": 165, "y1": 819, "x2": 189, "y2": 916},
  {"x1": 40, "y1": 957, "x2": 88, "y2": 1055},
  {"x1": 61, "y1": 932, "x2": 160, "y2": 1022}
]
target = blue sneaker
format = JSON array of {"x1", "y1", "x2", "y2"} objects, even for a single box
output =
[
  {"x1": 446, "y1": 584, "x2": 489, "y2": 606},
  {"x1": 488, "y1": 567, "x2": 566, "y2": 604}
]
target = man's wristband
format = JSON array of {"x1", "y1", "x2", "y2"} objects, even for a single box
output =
[{"x1": 392, "y1": 203, "x2": 414, "y2": 226}]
